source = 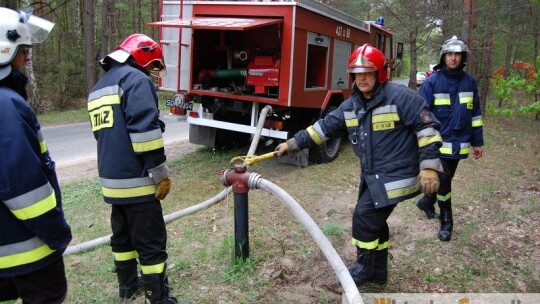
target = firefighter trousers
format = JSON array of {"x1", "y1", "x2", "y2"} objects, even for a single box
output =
[
  {"x1": 352, "y1": 183, "x2": 396, "y2": 250},
  {"x1": 0, "y1": 258, "x2": 67, "y2": 304},
  {"x1": 110, "y1": 201, "x2": 168, "y2": 273}
]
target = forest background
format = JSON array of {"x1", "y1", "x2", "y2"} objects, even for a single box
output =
[{"x1": 0, "y1": 0, "x2": 539, "y2": 119}]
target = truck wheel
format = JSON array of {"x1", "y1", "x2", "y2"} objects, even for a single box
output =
[
  {"x1": 308, "y1": 106, "x2": 342, "y2": 164},
  {"x1": 309, "y1": 136, "x2": 342, "y2": 164}
]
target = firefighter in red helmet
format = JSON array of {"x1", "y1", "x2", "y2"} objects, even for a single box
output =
[
  {"x1": 87, "y1": 34, "x2": 186, "y2": 303},
  {"x1": 276, "y1": 44, "x2": 443, "y2": 285}
]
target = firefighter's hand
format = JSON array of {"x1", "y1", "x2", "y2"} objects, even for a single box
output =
[
  {"x1": 155, "y1": 177, "x2": 171, "y2": 200},
  {"x1": 275, "y1": 143, "x2": 289, "y2": 157},
  {"x1": 418, "y1": 169, "x2": 439, "y2": 194},
  {"x1": 473, "y1": 146, "x2": 483, "y2": 160}
]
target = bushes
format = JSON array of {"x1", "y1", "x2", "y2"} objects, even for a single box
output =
[{"x1": 489, "y1": 59, "x2": 540, "y2": 120}]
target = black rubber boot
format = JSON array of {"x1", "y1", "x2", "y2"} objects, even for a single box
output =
[
  {"x1": 348, "y1": 248, "x2": 376, "y2": 285},
  {"x1": 143, "y1": 271, "x2": 188, "y2": 304},
  {"x1": 114, "y1": 260, "x2": 143, "y2": 302},
  {"x1": 438, "y1": 205, "x2": 453, "y2": 241},
  {"x1": 371, "y1": 248, "x2": 389, "y2": 284},
  {"x1": 416, "y1": 195, "x2": 439, "y2": 219}
]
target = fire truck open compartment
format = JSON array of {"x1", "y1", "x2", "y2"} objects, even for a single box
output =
[
  {"x1": 150, "y1": 0, "x2": 395, "y2": 161},
  {"x1": 191, "y1": 21, "x2": 283, "y2": 99}
]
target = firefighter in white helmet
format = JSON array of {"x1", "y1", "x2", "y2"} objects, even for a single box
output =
[
  {"x1": 276, "y1": 44, "x2": 443, "y2": 285},
  {"x1": 0, "y1": 7, "x2": 72, "y2": 303},
  {"x1": 416, "y1": 36, "x2": 484, "y2": 241},
  {"x1": 87, "y1": 34, "x2": 187, "y2": 303}
]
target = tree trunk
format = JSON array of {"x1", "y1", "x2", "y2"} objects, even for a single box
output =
[
  {"x1": 99, "y1": 0, "x2": 113, "y2": 77},
  {"x1": 463, "y1": 0, "x2": 478, "y2": 76},
  {"x1": 480, "y1": 0, "x2": 497, "y2": 115},
  {"x1": 408, "y1": 31, "x2": 418, "y2": 89},
  {"x1": 503, "y1": 11, "x2": 515, "y2": 78},
  {"x1": 82, "y1": 0, "x2": 96, "y2": 93}
]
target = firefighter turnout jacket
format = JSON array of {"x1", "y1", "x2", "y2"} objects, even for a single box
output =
[
  {"x1": 419, "y1": 68, "x2": 484, "y2": 159},
  {"x1": 0, "y1": 79, "x2": 72, "y2": 278},
  {"x1": 87, "y1": 60, "x2": 167, "y2": 204},
  {"x1": 292, "y1": 82, "x2": 443, "y2": 208}
]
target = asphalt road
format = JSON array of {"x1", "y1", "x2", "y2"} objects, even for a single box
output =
[
  {"x1": 42, "y1": 113, "x2": 189, "y2": 168},
  {"x1": 392, "y1": 78, "x2": 409, "y2": 86}
]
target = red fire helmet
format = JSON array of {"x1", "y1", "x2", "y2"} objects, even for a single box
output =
[
  {"x1": 109, "y1": 33, "x2": 165, "y2": 71},
  {"x1": 347, "y1": 43, "x2": 388, "y2": 84}
]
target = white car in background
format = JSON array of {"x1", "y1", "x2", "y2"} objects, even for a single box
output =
[{"x1": 416, "y1": 72, "x2": 427, "y2": 86}]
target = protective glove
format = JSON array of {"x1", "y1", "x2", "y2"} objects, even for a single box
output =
[
  {"x1": 148, "y1": 162, "x2": 171, "y2": 200},
  {"x1": 418, "y1": 169, "x2": 439, "y2": 194},
  {"x1": 275, "y1": 138, "x2": 299, "y2": 157},
  {"x1": 274, "y1": 142, "x2": 289, "y2": 157},
  {"x1": 155, "y1": 177, "x2": 171, "y2": 200}
]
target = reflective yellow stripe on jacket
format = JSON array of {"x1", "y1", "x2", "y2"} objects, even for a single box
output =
[
  {"x1": 100, "y1": 177, "x2": 157, "y2": 199},
  {"x1": 434, "y1": 93, "x2": 451, "y2": 106},
  {"x1": 130, "y1": 128, "x2": 164, "y2": 153},
  {"x1": 472, "y1": 115, "x2": 484, "y2": 127},
  {"x1": 344, "y1": 111, "x2": 358, "y2": 127},
  {"x1": 385, "y1": 177, "x2": 418, "y2": 199},
  {"x1": 417, "y1": 127, "x2": 442, "y2": 148},
  {"x1": 440, "y1": 141, "x2": 471, "y2": 155},
  {"x1": 0, "y1": 237, "x2": 55, "y2": 269},
  {"x1": 459, "y1": 92, "x2": 474, "y2": 109},
  {"x1": 37, "y1": 130, "x2": 47, "y2": 154},
  {"x1": 372, "y1": 105, "x2": 400, "y2": 131},
  {"x1": 306, "y1": 122, "x2": 328, "y2": 145},
  {"x1": 4, "y1": 183, "x2": 57, "y2": 220}
]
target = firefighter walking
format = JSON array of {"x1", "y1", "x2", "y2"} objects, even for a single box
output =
[
  {"x1": 87, "y1": 34, "x2": 186, "y2": 303},
  {"x1": 275, "y1": 44, "x2": 443, "y2": 285},
  {"x1": 416, "y1": 36, "x2": 484, "y2": 241},
  {"x1": 0, "y1": 7, "x2": 72, "y2": 303}
]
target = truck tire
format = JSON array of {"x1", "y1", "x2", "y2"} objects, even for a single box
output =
[{"x1": 308, "y1": 106, "x2": 342, "y2": 164}]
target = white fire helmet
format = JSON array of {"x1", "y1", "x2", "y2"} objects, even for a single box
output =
[{"x1": 0, "y1": 7, "x2": 54, "y2": 66}]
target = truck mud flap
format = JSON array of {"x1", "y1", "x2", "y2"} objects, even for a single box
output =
[
  {"x1": 189, "y1": 124, "x2": 216, "y2": 147},
  {"x1": 278, "y1": 148, "x2": 309, "y2": 168}
]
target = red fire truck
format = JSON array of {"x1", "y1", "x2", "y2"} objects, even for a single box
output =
[{"x1": 149, "y1": 0, "x2": 397, "y2": 163}]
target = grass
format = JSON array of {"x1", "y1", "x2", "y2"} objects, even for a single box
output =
[
  {"x1": 3, "y1": 109, "x2": 539, "y2": 303},
  {"x1": 37, "y1": 91, "x2": 173, "y2": 126}
]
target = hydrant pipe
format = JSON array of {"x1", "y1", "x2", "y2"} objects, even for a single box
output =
[
  {"x1": 255, "y1": 178, "x2": 363, "y2": 304},
  {"x1": 64, "y1": 187, "x2": 232, "y2": 256},
  {"x1": 233, "y1": 192, "x2": 249, "y2": 259},
  {"x1": 247, "y1": 105, "x2": 272, "y2": 157}
]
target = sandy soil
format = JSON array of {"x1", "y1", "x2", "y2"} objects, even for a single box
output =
[{"x1": 55, "y1": 139, "x2": 199, "y2": 184}]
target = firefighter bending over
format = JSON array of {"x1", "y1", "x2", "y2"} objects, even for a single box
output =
[
  {"x1": 0, "y1": 7, "x2": 72, "y2": 303},
  {"x1": 87, "y1": 34, "x2": 187, "y2": 303},
  {"x1": 275, "y1": 44, "x2": 443, "y2": 285}
]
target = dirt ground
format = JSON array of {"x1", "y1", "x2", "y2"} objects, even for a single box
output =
[{"x1": 55, "y1": 140, "x2": 198, "y2": 183}]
